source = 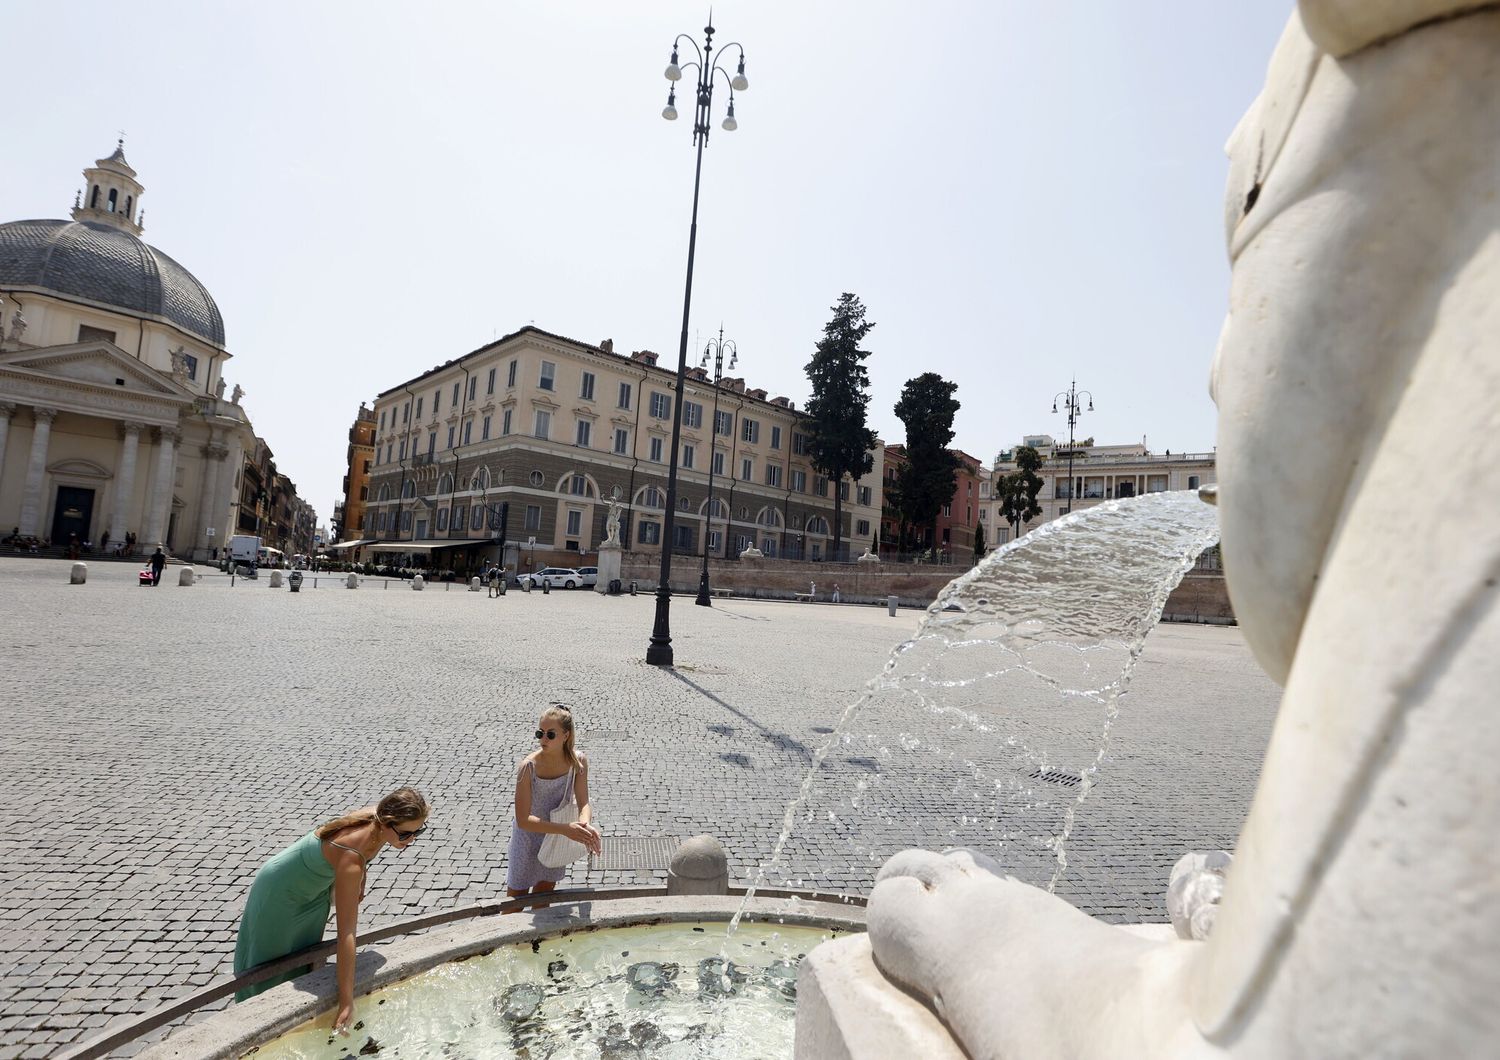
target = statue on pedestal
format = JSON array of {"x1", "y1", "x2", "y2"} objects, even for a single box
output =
[{"x1": 835, "y1": 5, "x2": 1500, "y2": 1058}]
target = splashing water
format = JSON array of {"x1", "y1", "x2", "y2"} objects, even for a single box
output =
[{"x1": 732, "y1": 491, "x2": 1220, "y2": 930}]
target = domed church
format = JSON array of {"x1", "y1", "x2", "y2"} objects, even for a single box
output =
[{"x1": 0, "y1": 142, "x2": 257, "y2": 559}]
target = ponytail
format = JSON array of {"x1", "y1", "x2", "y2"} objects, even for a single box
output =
[{"x1": 314, "y1": 786, "x2": 429, "y2": 839}]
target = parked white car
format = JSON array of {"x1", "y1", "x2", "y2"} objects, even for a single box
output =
[
  {"x1": 576, "y1": 566, "x2": 599, "y2": 588},
  {"x1": 517, "y1": 567, "x2": 583, "y2": 590}
]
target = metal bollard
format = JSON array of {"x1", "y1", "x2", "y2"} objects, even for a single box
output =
[
  {"x1": 887, "y1": 594, "x2": 899, "y2": 617},
  {"x1": 630, "y1": 581, "x2": 637, "y2": 596},
  {"x1": 288, "y1": 570, "x2": 303, "y2": 593},
  {"x1": 542, "y1": 579, "x2": 550, "y2": 595}
]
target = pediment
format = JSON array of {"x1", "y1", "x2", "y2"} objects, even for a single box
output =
[
  {"x1": 0, "y1": 341, "x2": 196, "y2": 400},
  {"x1": 47, "y1": 458, "x2": 113, "y2": 480}
]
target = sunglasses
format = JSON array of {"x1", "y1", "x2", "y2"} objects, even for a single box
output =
[
  {"x1": 390, "y1": 824, "x2": 427, "y2": 841},
  {"x1": 536, "y1": 729, "x2": 557, "y2": 741}
]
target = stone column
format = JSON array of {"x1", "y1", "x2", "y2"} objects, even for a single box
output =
[
  {"x1": 17, "y1": 406, "x2": 58, "y2": 536},
  {"x1": 0, "y1": 402, "x2": 16, "y2": 493},
  {"x1": 197, "y1": 443, "x2": 229, "y2": 556},
  {"x1": 109, "y1": 421, "x2": 145, "y2": 545},
  {"x1": 142, "y1": 425, "x2": 180, "y2": 547}
]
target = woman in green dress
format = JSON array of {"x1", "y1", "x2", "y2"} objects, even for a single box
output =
[{"x1": 233, "y1": 787, "x2": 430, "y2": 1034}]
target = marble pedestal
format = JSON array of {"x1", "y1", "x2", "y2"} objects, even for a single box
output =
[{"x1": 595, "y1": 543, "x2": 622, "y2": 594}]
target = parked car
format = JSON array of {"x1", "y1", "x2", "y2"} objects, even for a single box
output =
[
  {"x1": 517, "y1": 567, "x2": 583, "y2": 590},
  {"x1": 576, "y1": 566, "x2": 599, "y2": 588}
]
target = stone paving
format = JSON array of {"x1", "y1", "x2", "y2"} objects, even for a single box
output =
[{"x1": 0, "y1": 557, "x2": 1281, "y2": 1056}]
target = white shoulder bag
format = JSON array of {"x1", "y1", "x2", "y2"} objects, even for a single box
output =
[{"x1": 537, "y1": 766, "x2": 588, "y2": 868}]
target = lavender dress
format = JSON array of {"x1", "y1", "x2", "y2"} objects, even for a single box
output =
[{"x1": 506, "y1": 760, "x2": 576, "y2": 890}]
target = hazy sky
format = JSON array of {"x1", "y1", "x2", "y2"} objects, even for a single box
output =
[{"x1": 5, "y1": 2, "x2": 1292, "y2": 523}]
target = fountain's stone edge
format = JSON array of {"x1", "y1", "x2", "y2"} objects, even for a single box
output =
[
  {"x1": 794, "y1": 922, "x2": 1178, "y2": 1060},
  {"x1": 136, "y1": 895, "x2": 866, "y2": 1060}
]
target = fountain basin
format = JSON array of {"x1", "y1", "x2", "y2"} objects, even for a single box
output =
[{"x1": 138, "y1": 894, "x2": 865, "y2": 1060}]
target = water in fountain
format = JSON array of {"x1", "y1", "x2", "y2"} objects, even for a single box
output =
[{"x1": 737, "y1": 491, "x2": 1220, "y2": 920}]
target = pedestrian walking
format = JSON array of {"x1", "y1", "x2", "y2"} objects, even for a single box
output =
[
  {"x1": 148, "y1": 545, "x2": 167, "y2": 585},
  {"x1": 507, "y1": 705, "x2": 600, "y2": 902},
  {"x1": 233, "y1": 787, "x2": 430, "y2": 1034}
]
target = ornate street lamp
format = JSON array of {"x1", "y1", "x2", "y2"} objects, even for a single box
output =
[
  {"x1": 1051, "y1": 379, "x2": 1095, "y2": 514},
  {"x1": 647, "y1": 19, "x2": 750, "y2": 666},
  {"x1": 695, "y1": 326, "x2": 738, "y2": 606}
]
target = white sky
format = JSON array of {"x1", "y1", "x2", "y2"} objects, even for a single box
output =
[{"x1": 4, "y1": 2, "x2": 1292, "y2": 523}]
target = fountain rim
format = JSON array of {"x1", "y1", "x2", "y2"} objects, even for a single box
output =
[{"x1": 71, "y1": 888, "x2": 866, "y2": 1060}]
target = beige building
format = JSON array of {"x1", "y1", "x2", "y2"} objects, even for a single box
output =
[
  {"x1": 364, "y1": 327, "x2": 881, "y2": 572},
  {"x1": 0, "y1": 143, "x2": 256, "y2": 559},
  {"x1": 986, "y1": 434, "x2": 1216, "y2": 543}
]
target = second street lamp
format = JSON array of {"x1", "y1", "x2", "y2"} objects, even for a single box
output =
[
  {"x1": 695, "y1": 326, "x2": 738, "y2": 606},
  {"x1": 1052, "y1": 378, "x2": 1094, "y2": 515},
  {"x1": 647, "y1": 18, "x2": 749, "y2": 666}
]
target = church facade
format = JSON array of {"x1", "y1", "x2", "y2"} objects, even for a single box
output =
[{"x1": 0, "y1": 143, "x2": 257, "y2": 559}]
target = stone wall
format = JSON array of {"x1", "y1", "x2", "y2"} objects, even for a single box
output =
[{"x1": 617, "y1": 552, "x2": 1236, "y2": 623}]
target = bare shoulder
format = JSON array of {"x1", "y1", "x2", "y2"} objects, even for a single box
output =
[{"x1": 516, "y1": 751, "x2": 539, "y2": 776}]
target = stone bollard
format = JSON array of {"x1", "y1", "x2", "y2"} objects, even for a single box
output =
[
  {"x1": 178, "y1": 566, "x2": 195, "y2": 586},
  {"x1": 469, "y1": 576, "x2": 481, "y2": 592},
  {"x1": 69, "y1": 562, "x2": 87, "y2": 585},
  {"x1": 346, "y1": 573, "x2": 359, "y2": 589},
  {"x1": 887, "y1": 594, "x2": 899, "y2": 617},
  {"x1": 413, "y1": 574, "x2": 425, "y2": 591},
  {"x1": 667, "y1": 835, "x2": 730, "y2": 896},
  {"x1": 268, "y1": 570, "x2": 284, "y2": 588}
]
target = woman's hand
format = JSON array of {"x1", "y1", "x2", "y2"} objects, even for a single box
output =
[
  {"x1": 567, "y1": 822, "x2": 603, "y2": 856},
  {"x1": 332, "y1": 1000, "x2": 354, "y2": 1035}
]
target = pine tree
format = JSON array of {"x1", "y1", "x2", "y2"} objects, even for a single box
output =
[{"x1": 804, "y1": 294, "x2": 878, "y2": 561}]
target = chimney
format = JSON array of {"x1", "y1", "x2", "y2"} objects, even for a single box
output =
[
  {"x1": 631, "y1": 350, "x2": 659, "y2": 366},
  {"x1": 747, "y1": 388, "x2": 767, "y2": 401},
  {"x1": 600, "y1": 339, "x2": 614, "y2": 354}
]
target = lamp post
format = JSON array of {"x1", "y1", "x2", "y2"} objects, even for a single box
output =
[
  {"x1": 647, "y1": 19, "x2": 750, "y2": 666},
  {"x1": 1051, "y1": 379, "x2": 1094, "y2": 514},
  {"x1": 695, "y1": 326, "x2": 738, "y2": 606}
]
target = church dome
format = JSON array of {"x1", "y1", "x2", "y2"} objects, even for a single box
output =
[{"x1": 0, "y1": 217, "x2": 225, "y2": 347}]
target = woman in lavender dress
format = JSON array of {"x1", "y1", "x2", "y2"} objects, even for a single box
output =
[{"x1": 507, "y1": 705, "x2": 601, "y2": 898}]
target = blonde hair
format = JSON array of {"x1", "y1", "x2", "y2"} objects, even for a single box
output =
[
  {"x1": 543, "y1": 705, "x2": 581, "y2": 772},
  {"x1": 315, "y1": 786, "x2": 429, "y2": 840}
]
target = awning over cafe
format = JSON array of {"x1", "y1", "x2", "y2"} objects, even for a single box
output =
[
  {"x1": 325, "y1": 538, "x2": 376, "y2": 551},
  {"x1": 364, "y1": 538, "x2": 503, "y2": 553}
]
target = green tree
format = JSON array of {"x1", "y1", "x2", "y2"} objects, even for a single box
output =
[
  {"x1": 804, "y1": 293, "x2": 878, "y2": 561},
  {"x1": 891, "y1": 373, "x2": 961, "y2": 555},
  {"x1": 998, "y1": 445, "x2": 1045, "y2": 542},
  {"x1": 974, "y1": 520, "x2": 987, "y2": 560}
]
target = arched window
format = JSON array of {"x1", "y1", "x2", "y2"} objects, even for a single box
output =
[
  {"x1": 756, "y1": 507, "x2": 783, "y2": 528},
  {"x1": 401, "y1": 480, "x2": 415, "y2": 499},
  {"x1": 703, "y1": 497, "x2": 728, "y2": 520},
  {"x1": 107, "y1": 188, "x2": 118, "y2": 212},
  {"x1": 125, "y1": 195, "x2": 133, "y2": 217},
  {"x1": 807, "y1": 515, "x2": 830, "y2": 535},
  {"x1": 561, "y1": 473, "x2": 594, "y2": 497},
  {"x1": 640, "y1": 486, "x2": 664, "y2": 509},
  {"x1": 90, "y1": 186, "x2": 100, "y2": 208},
  {"x1": 377, "y1": 483, "x2": 392, "y2": 502},
  {"x1": 437, "y1": 472, "x2": 454, "y2": 495},
  {"x1": 470, "y1": 466, "x2": 490, "y2": 491}
]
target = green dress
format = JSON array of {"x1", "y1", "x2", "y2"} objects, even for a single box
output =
[{"x1": 233, "y1": 832, "x2": 337, "y2": 1001}]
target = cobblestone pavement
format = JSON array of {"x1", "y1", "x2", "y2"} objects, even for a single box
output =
[{"x1": 0, "y1": 558, "x2": 1281, "y2": 1056}]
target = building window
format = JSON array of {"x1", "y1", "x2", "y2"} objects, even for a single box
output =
[
  {"x1": 736, "y1": 534, "x2": 752, "y2": 555},
  {"x1": 857, "y1": 518, "x2": 870, "y2": 535},
  {"x1": 674, "y1": 524, "x2": 694, "y2": 551},
  {"x1": 839, "y1": 480, "x2": 850, "y2": 501},
  {"x1": 401, "y1": 511, "x2": 413, "y2": 532},
  {"x1": 708, "y1": 529, "x2": 721, "y2": 552},
  {"x1": 538, "y1": 361, "x2": 555, "y2": 391},
  {"x1": 684, "y1": 401, "x2": 703, "y2": 429},
  {"x1": 643, "y1": 486, "x2": 664, "y2": 508},
  {"x1": 437, "y1": 508, "x2": 449, "y2": 531},
  {"x1": 683, "y1": 444, "x2": 695, "y2": 469},
  {"x1": 580, "y1": 372, "x2": 596, "y2": 400},
  {"x1": 472, "y1": 503, "x2": 483, "y2": 528},
  {"x1": 712, "y1": 450, "x2": 725, "y2": 476},
  {"x1": 453, "y1": 505, "x2": 467, "y2": 531},
  {"x1": 463, "y1": 421, "x2": 473, "y2": 445},
  {"x1": 482, "y1": 415, "x2": 491, "y2": 440},
  {"x1": 417, "y1": 396, "x2": 425, "y2": 420},
  {"x1": 428, "y1": 432, "x2": 436, "y2": 457},
  {"x1": 487, "y1": 367, "x2": 496, "y2": 395},
  {"x1": 1188, "y1": 475, "x2": 1201, "y2": 490},
  {"x1": 569, "y1": 474, "x2": 589, "y2": 496},
  {"x1": 942, "y1": 503, "x2": 952, "y2": 517},
  {"x1": 107, "y1": 187, "x2": 118, "y2": 212},
  {"x1": 566, "y1": 509, "x2": 582, "y2": 536},
  {"x1": 452, "y1": 382, "x2": 460, "y2": 406},
  {"x1": 649, "y1": 436, "x2": 664, "y2": 463},
  {"x1": 447, "y1": 426, "x2": 456, "y2": 449},
  {"x1": 508, "y1": 359, "x2": 518, "y2": 388},
  {"x1": 791, "y1": 469, "x2": 806, "y2": 493},
  {"x1": 614, "y1": 428, "x2": 629, "y2": 454},
  {"x1": 1055, "y1": 480, "x2": 1073, "y2": 499},
  {"x1": 766, "y1": 464, "x2": 782, "y2": 488},
  {"x1": 403, "y1": 401, "x2": 410, "y2": 424},
  {"x1": 575, "y1": 419, "x2": 591, "y2": 447},
  {"x1": 415, "y1": 518, "x2": 427, "y2": 538},
  {"x1": 399, "y1": 438, "x2": 408, "y2": 460},
  {"x1": 379, "y1": 410, "x2": 386, "y2": 431},
  {"x1": 715, "y1": 410, "x2": 732, "y2": 436},
  {"x1": 503, "y1": 409, "x2": 513, "y2": 435},
  {"x1": 385, "y1": 443, "x2": 393, "y2": 463},
  {"x1": 638, "y1": 520, "x2": 661, "y2": 545},
  {"x1": 618, "y1": 381, "x2": 632, "y2": 409},
  {"x1": 534, "y1": 410, "x2": 551, "y2": 439},
  {"x1": 740, "y1": 458, "x2": 753, "y2": 481},
  {"x1": 858, "y1": 485, "x2": 872, "y2": 506},
  {"x1": 1147, "y1": 475, "x2": 1169, "y2": 493},
  {"x1": 529, "y1": 470, "x2": 545, "y2": 487},
  {"x1": 814, "y1": 476, "x2": 828, "y2": 497},
  {"x1": 524, "y1": 504, "x2": 541, "y2": 530},
  {"x1": 741, "y1": 418, "x2": 759, "y2": 444},
  {"x1": 650, "y1": 391, "x2": 672, "y2": 419},
  {"x1": 467, "y1": 377, "x2": 477, "y2": 402},
  {"x1": 793, "y1": 432, "x2": 808, "y2": 455},
  {"x1": 183, "y1": 353, "x2": 198, "y2": 379},
  {"x1": 807, "y1": 515, "x2": 830, "y2": 535}
]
